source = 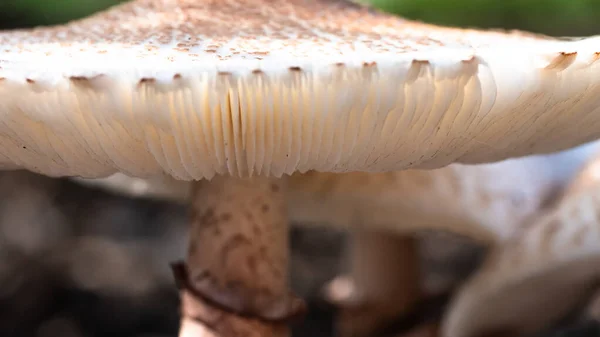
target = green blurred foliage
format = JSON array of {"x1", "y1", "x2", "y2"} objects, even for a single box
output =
[
  {"x1": 371, "y1": 0, "x2": 600, "y2": 36},
  {"x1": 0, "y1": 0, "x2": 124, "y2": 29},
  {"x1": 0, "y1": 0, "x2": 598, "y2": 36}
]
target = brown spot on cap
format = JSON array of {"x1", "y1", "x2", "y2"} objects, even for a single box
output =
[
  {"x1": 411, "y1": 59, "x2": 430, "y2": 65},
  {"x1": 26, "y1": 78, "x2": 35, "y2": 84},
  {"x1": 334, "y1": 62, "x2": 345, "y2": 67},
  {"x1": 363, "y1": 61, "x2": 376, "y2": 67},
  {"x1": 289, "y1": 66, "x2": 302, "y2": 72},
  {"x1": 139, "y1": 77, "x2": 155, "y2": 84},
  {"x1": 407, "y1": 59, "x2": 431, "y2": 81},
  {"x1": 173, "y1": 73, "x2": 182, "y2": 80},
  {"x1": 217, "y1": 71, "x2": 231, "y2": 76},
  {"x1": 69, "y1": 74, "x2": 106, "y2": 89},
  {"x1": 69, "y1": 76, "x2": 88, "y2": 82},
  {"x1": 545, "y1": 51, "x2": 577, "y2": 71},
  {"x1": 70, "y1": 74, "x2": 105, "y2": 81},
  {"x1": 252, "y1": 69, "x2": 263, "y2": 74}
]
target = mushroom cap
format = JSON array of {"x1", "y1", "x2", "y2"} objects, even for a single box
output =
[
  {"x1": 74, "y1": 140, "x2": 600, "y2": 242},
  {"x1": 2, "y1": 0, "x2": 600, "y2": 179},
  {"x1": 441, "y1": 147, "x2": 600, "y2": 337}
]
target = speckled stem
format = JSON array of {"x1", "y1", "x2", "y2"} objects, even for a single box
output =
[
  {"x1": 335, "y1": 231, "x2": 422, "y2": 337},
  {"x1": 176, "y1": 176, "x2": 305, "y2": 337}
]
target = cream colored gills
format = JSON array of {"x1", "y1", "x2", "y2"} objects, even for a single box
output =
[{"x1": 75, "y1": 140, "x2": 600, "y2": 243}]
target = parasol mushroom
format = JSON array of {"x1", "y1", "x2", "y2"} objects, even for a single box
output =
[
  {"x1": 441, "y1": 147, "x2": 600, "y2": 337},
  {"x1": 3, "y1": 0, "x2": 600, "y2": 337}
]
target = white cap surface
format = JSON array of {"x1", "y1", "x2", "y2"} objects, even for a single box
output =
[{"x1": 2, "y1": 0, "x2": 600, "y2": 179}]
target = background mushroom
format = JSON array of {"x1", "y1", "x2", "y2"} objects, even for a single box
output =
[
  {"x1": 442, "y1": 146, "x2": 600, "y2": 337},
  {"x1": 3, "y1": 0, "x2": 600, "y2": 337}
]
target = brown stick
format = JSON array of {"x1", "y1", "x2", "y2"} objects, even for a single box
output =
[
  {"x1": 332, "y1": 230, "x2": 422, "y2": 337},
  {"x1": 175, "y1": 176, "x2": 305, "y2": 337}
]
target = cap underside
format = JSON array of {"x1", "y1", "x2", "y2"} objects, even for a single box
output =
[{"x1": 1, "y1": 0, "x2": 600, "y2": 180}]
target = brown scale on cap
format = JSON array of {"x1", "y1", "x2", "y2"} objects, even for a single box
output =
[
  {"x1": 544, "y1": 52, "x2": 578, "y2": 70},
  {"x1": 68, "y1": 74, "x2": 107, "y2": 90},
  {"x1": 139, "y1": 77, "x2": 156, "y2": 84}
]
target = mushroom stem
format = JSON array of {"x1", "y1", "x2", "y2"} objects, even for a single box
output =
[
  {"x1": 330, "y1": 230, "x2": 422, "y2": 337},
  {"x1": 174, "y1": 175, "x2": 305, "y2": 337}
]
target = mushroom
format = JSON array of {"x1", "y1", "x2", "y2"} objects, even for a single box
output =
[
  {"x1": 441, "y1": 146, "x2": 600, "y2": 337},
  {"x1": 3, "y1": 0, "x2": 600, "y2": 337}
]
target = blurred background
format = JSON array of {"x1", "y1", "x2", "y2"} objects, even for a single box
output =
[
  {"x1": 2, "y1": 0, "x2": 600, "y2": 34},
  {"x1": 0, "y1": 1, "x2": 598, "y2": 337}
]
